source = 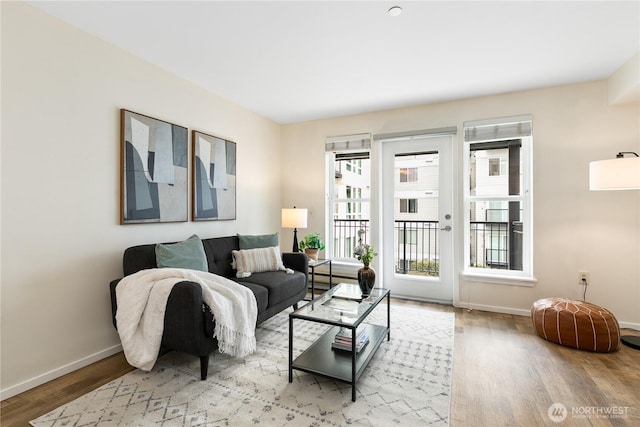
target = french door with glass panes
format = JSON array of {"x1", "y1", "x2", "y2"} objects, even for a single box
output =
[{"x1": 381, "y1": 133, "x2": 454, "y2": 302}]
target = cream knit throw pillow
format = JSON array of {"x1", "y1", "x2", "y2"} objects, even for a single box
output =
[{"x1": 232, "y1": 246, "x2": 288, "y2": 278}]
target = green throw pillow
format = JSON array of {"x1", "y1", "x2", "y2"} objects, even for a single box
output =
[
  {"x1": 238, "y1": 233, "x2": 279, "y2": 249},
  {"x1": 155, "y1": 235, "x2": 208, "y2": 271}
]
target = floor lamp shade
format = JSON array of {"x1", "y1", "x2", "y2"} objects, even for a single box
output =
[
  {"x1": 281, "y1": 208, "x2": 308, "y2": 252},
  {"x1": 588, "y1": 152, "x2": 640, "y2": 350},
  {"x1": 589, "y1": 156, "x2": 640, "y2": 190}
]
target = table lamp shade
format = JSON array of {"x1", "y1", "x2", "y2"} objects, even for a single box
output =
[
  {"x1": 281, "y1": 208, "x2": 308, "y2": 228},
  {"x1": 589, "y1": 156, "x2": 640, "y2": 191}
]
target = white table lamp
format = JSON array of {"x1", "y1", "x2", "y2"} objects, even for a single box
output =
[{"x1": 281, "y1": 207, "x2": 308, "y2": 252}]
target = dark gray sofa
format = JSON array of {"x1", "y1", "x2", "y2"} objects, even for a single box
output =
[{"x1": 109, "y1": 235, "x2": 308, "y2": 379}]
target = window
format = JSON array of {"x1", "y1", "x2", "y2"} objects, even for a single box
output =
[
  {"x1": 346, "y1": 159, "x2": 362, "y2": 175},
  {"x1": 399, "y1": 198, "x2": 417, "y2": 213},
  {"x1": 464, "y1": 116, "x2": 533, "y2": 278},
  {"x1": 399, "y1": 167, "x2": 418, "y2": 182},
  {"x1": 345, "y1": 186, "x2": 362, "y2": 218},
  {"x1": 488, "y1": 158, "x2": 502, "y2": 176},
  {"x1": 326, "y1": 134, "x2": 372, "y2": 262},
  {"x1": 398, "y1": 229, "x2": 417, "y2": 245}
]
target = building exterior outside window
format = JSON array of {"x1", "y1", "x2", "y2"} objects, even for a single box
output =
[
  {"x1": 393, "y1": 152, "x2": 440, "y2": 275},
  {"x1": 326, "y1": 134, "x2": 372, "y2": 262},
  {"x1": 464, "y1": 116, "x2": 533, "y2": 278}
]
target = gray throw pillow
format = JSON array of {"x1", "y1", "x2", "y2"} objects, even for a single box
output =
[
  {"x1": 238, "y1": 233, "x2": 279, "y2": 249},
  {"x1": 155, "y1": 234, "x2": 208, "y2": 271}
]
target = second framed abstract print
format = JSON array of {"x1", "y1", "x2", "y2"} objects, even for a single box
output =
[{"x1": 192, "y1": 131, "x2": 237, "y2": 221}]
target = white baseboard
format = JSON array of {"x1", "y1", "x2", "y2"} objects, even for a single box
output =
[
  {"x1": 619, "y1": 321, "x2": 640, "y2": 331},
  {"x1": 391, "y1": 293, "x2": 453, "y2": 306},
  {"x1": 455, "y1": 302, "x2": 640, "y2": 331},
  {"x1": 455, "y1": 301, "x2": 531, "y2": 317},
  {"x1": 0, "y1": 344, "x2": 123, "y2": 401}
]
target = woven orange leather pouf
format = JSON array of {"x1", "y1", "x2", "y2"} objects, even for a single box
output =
[{"x1": 531, "y1": 298, "x2": 620, "y2": 352}]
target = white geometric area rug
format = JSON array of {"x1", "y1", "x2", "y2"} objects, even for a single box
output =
[{"x1": 31, "y1": 304, "x2": 454, "y2": 427}]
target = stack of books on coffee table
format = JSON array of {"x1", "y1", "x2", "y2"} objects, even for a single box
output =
[{"x1": 331, "y1": 327, "x2": 369, "y2": 353}]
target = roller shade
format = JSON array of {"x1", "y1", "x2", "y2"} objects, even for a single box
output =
[
  {"x1": 464, "y1": 116, "x2": 532, "y2": 143},
  {"x1": 374, "y1": 126, "x2": 457, "y2": 142},
  {"x1": 325, "y1": 133, "x2": 371, "y2": 152}
]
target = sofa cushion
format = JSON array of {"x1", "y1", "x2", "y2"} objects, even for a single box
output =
[
  {"x1": 155, "y1": 235, "x2": 208, "y2": 271},
  {"x1": 243, "y1": 270, "x2": 307, "y2": 307},
  {"x1": 236, "y1": 281, "x2": 269, "y2": 314},
  {"x1": 238, "y1": 233, "x2": 279, "y2": 249},
  {"x1": 232, "y1": 246, "x2": 286, "y2": 278},
  {"x1": 123, "y1": 244, "x2": 158, "y2": 276},
  {"x1": 201, "y1": 236, "x2": 238, "y2": 277}
]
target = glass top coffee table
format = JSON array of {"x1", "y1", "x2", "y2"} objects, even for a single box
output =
[{"x1": 288, "y1": 283, "x2": 390, "y2": 402}]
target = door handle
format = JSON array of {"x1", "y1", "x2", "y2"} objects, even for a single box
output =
[{"x1": 440, "y1": 225, "x2": 452, "y2": 231}]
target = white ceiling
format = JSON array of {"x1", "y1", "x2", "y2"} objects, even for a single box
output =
[{"x1": 29, "y1": 1, "x2": 640, "y2": 124}]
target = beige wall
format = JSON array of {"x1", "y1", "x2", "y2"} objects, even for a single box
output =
[
  {"x1": 2, "y1": 0, "x2": 639, "y2": 400},
  {"x1": 281, "y1": 81, "x2": 640, "y2": 324},
  {"x1": 1, "y1": 2, "x2": 282, "y2": 397}
]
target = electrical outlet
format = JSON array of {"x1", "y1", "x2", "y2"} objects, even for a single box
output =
[{"x1": 578, "y1": 271, "x2": 589, "y2": 286}]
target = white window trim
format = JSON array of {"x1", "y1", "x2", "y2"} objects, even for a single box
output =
[
  {"x1": 462, "y1": 116, "x2": 535, "y2": 282},
  {"x1": 460, "y1": 271, "x2": 538, "y2": 286}
]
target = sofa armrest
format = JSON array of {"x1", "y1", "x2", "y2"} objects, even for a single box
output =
[
  {"x1": 109, "y1": 278, "x2": 216, "y2": 349},
  {"x1": 162, "y1": 281, "x2": 217, "y2": 354},
  {"x1": 282, "y1": 252, "x2": 308, "y2": 281}
]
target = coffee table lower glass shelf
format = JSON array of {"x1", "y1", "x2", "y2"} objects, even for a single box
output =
[{"x1": 288, "y1": 284, "x2": 390, "y2": 402}]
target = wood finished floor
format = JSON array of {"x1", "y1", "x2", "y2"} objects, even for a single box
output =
[{"x1": 2, "y1": 298, "x2": 639, "y2": 427}]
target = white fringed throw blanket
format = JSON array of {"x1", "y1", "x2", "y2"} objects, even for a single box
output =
[{"x1": 115, "y1": 268, "x2": 257, "y2": 371}]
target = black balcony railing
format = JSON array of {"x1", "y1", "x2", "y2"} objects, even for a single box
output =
[
  {"x1": 395, "y1": 220, "x2": 440, "y2": 276},
  {"x1": 332, "y1": 218, "x2": 512, "y2": 275},
  {"x1": 470, "y1": 221, "x2": 510, "y2": 269},
  {"x1": 332, "y1": 219, "x2": 371, "y2": 259}
]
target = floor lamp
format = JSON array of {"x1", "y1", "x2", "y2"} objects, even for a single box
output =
[
  {"x1": 590, "y1": 151, "x2": 640, "y2": 350},
  {"x1": 281, "y1": 207, "x2": 308, "y2": 252}
]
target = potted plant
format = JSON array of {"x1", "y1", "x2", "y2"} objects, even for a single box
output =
[
  {"x1": 354, "y1": 229, "x2": 377, "y2": 297},
  {"x1": 354, "y1": 238, "x2": 376, "y2": 268},
  {"x1": 299, "y1": 232, "x2": 325, "y2": 261}
]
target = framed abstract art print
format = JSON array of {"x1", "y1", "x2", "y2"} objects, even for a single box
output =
[
  {"x1": 120, "y1": 109, "x2": 188, "y2": 224},
  {"x1": 192, "y1": 130, "x2": 237, "y2": 221}
]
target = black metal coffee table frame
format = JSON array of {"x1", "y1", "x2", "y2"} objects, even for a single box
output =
[{"x1": 288, "y1": 284, "x2": 390, "y2": 402}]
